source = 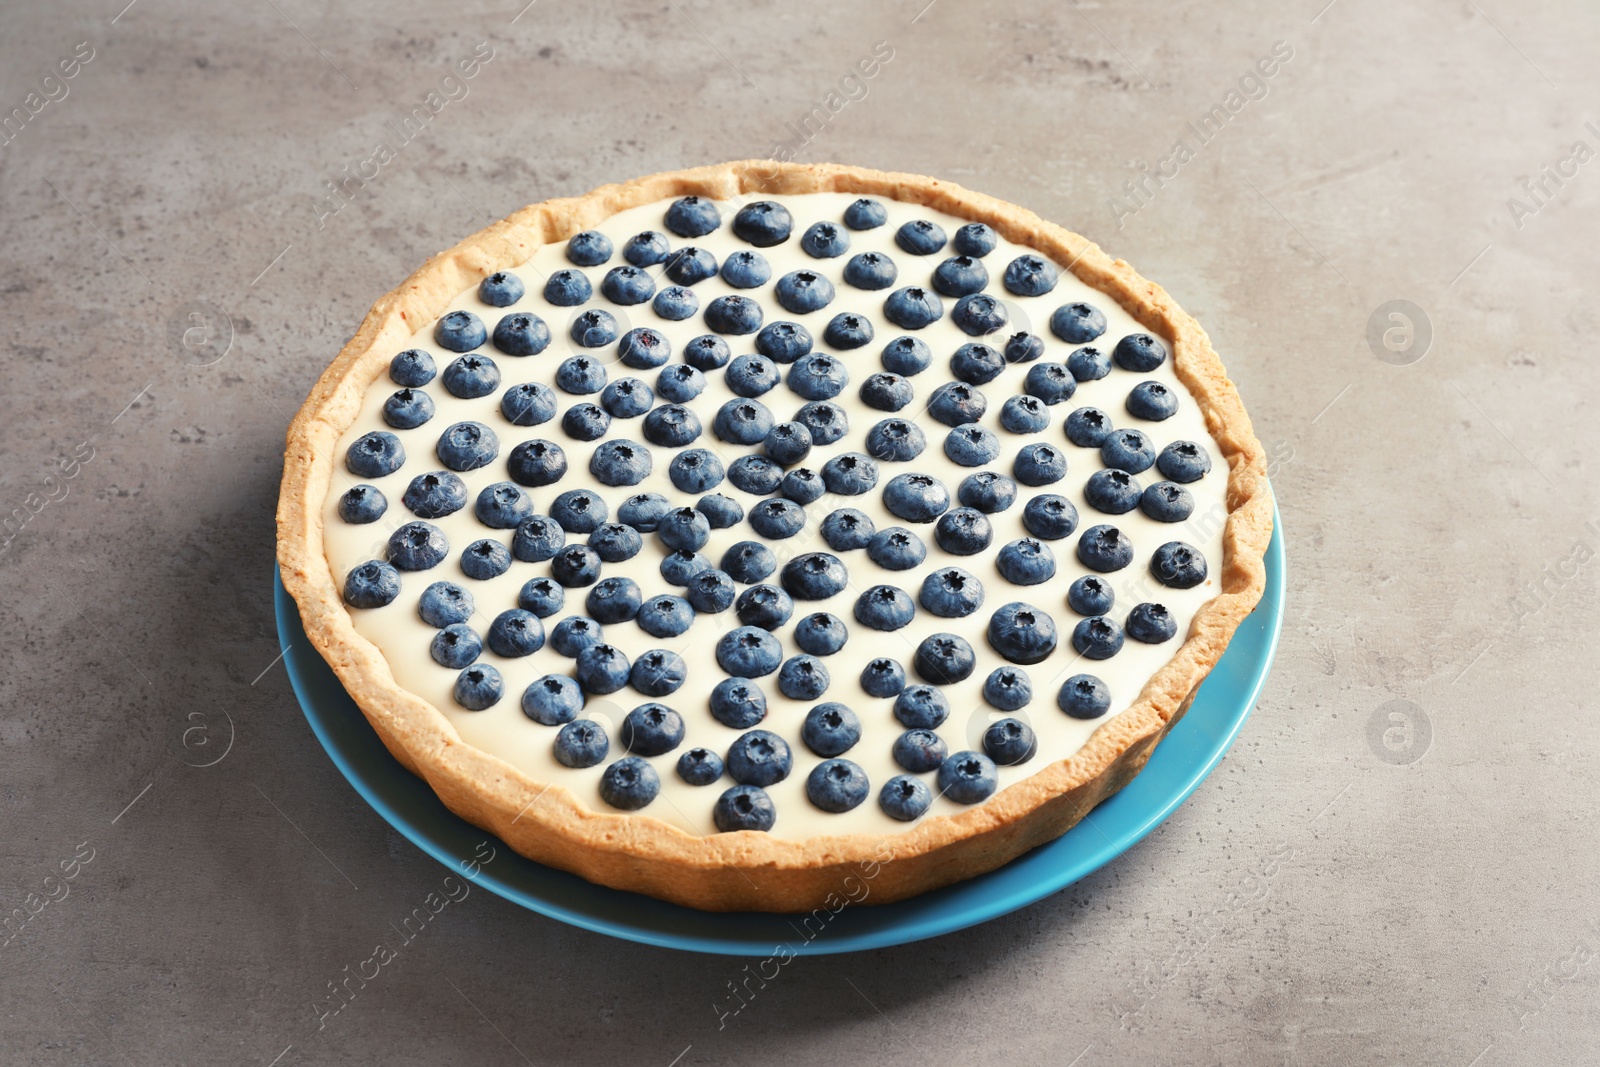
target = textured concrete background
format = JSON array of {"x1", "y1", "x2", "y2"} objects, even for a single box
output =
[{"x1": 2, "y1": 0, "x2": 1597, "y2": 1063}]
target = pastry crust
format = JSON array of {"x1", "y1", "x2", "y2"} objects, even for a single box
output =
[{"x1": 276, "y1": 161, "x2": 1273, "y2": 912}]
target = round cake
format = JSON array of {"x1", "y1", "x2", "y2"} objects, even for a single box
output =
[{"x1": 276, "y1": 162, "x2": 1272, "y2": 911}]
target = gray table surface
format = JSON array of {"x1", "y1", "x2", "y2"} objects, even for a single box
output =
[{"x1": 4, "y1": 0, "x2": 1596, "y2": 1063}]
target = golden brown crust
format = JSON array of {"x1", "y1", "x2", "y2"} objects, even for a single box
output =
[{"x1": 276, "y1": 161, "x2": 1273, "y2": 912}]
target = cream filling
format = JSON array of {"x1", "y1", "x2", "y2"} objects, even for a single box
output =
[{"x1": 321, "y1": 192, "x2": 1227, "y2": 839}]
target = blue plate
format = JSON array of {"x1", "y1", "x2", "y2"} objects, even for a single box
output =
[{"x1": 276, "y1": 501, "x2": 1282, "y2": 955}]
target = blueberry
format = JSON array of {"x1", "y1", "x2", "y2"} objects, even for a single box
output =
[
  {"x1": 1127, "y1": 381, "x2": 1178, "y2": 421},
  {"x1": 474, "y1": 481, "x2": 533, "y2": 529},
  {"x1": 1050, "y1": 302, "x2": 1107, "y2": 343},
  {"x1": 983, "y1": 717, "x2": 1037, "y2": 765},
  {"x1": 958, "y1": 471, "x2": 1018, "y2": 513},
  {"x1": 569, "y1": 309, "x2": 620, "y2": 348},
  {"x1": 726, "y1": 729, "x2": 792, "y2": 786},
  {"x1": 719, "y1": 541, "x2": 775, "y2": 585},
  {"x1": 487, "y1": 609, "x2": 545, "y2": 657},
  {"x1": 952, "y1": 294, "x2": 1008, "y2": 337},
  {"x1": 383, "y1": 388, "x2": 435, "y2": 429},
  {"x1": 1114, "y1": 332, "x2": 1168, "y2": 371},
  {"x1": 1067, "y1": 345, "x2": 1111, "y2": 381},
  {"x1": 933, "y1": 255, "x2": 988, "y2": 297},
  {"x1": 1102, "y1": 429, "x2": 1156, "y2": 474},
  {"x1": 677, "y1": 748, "x2": 724, "y2": 787},
  {"x1": 780, "y1": 468, "x2": 825, "y2": 505},
  {"x1": 919, "y1": 567, "x2": 983, "y2": 618},
  {"x1": 556, "y1": 355, "x2": 606, "y2": 394},
  {"x1": 880, "y1": 775, "x2": 933, "y2": 821},
  {"x1": 854, "y1": 584, "x2": 915, "y2": 631},
  {"x1": 881, "y1": 335, "x2": 932, "y2": 376},
  {"x1": 821, "y1": 508, "x2": 876, "y2": 551},
  {"x1": 928, "y1": 381, "x2": 986, "y2": 426},
  {"x1": 618, "y1": 327, "x2": 671, "y2": 370},
  {"x1": 727, "y1": 354, "x2": 780, "y2": 398},
  {"x1": 1004, "y1": 331, "x2": 1046, "y2": 364},
  {"x1": 736, "y1": 584, "x2": 794, "y2": 630},
  {"x1": 1068, "y1": 575, "x2": 1114, "y2": 616},
  {"x1": 460, "y1": 539, "x2": 511, "y2": 580},
  {"x1": 656, "y1": 507, "x2": 710, "y2": 553},
  {"x1": 419, "y1": 581, "x2": 473, "y2": 627},
  {"x1": 882, "y1": 473, "x2": 950, "y2": 523},
  {"x1": 618, "y1": 492, "x2": 671, "y2": 532},
  {"x1": 794, "y1": 611, "x2": 848, "y2": 656},
  {"x1": 492, "y1": 312, "x2": 551, "y2": 356},
  {"x1": 561, "y1": 403, "x2": 611, "y2": 442},
  {"x1": 733, "y1": 201, "x2": 792, "y2": 246},
  {"x1": 996, "y1": 537, "x2": 1055, "y2": 585},
  {"x1": 1059, "y1": 674, "x2": 1111, "y2": 719},
  {"x1": 999, "y1": 395, "x2": 1050, "y2": 434},
  {"x1": 705, "y1": 495, "x2": 752, "y2": 540},
  {"x1": 779, "y1": 655, "x2": 830, "y2": 701},
  {"x1": 602, "y1": 756, "x2": 664, "y2": 811},
  {"x1": 1085, "y1": 469, "x2": 1142, "y2": 514},
  {"x1": 728, "y1": 455, "x2": 783, "y2": 495},
  {"x1": 983, "y1": 669, "x2": 1032, "y2": 712},
  {"x1": 686, "y1": 569, "x2": 737, "y2": 613},
  {"x1": 343, "y1": 561, "x2": 400, "y2": 608},
  {"x1": 589, "y1": 522, "x2": 643, "y2": 563},
  {"x1": 843, "y1": 198, "x2": 888, "y2": 229},
  {"x1": 1002, "y1": 254, "x2": 1058, "y2": 297},
  {"x1": 1014, "y1": 442, "x2": 1068, "y2": 486},
  {"x1": 522, "y1": 675, "x2": 584, "y2": 726},
  {"x1": 794, "y1": 401, "x2": 848, "y2": 445},
  {"x1": 601, "y1": 375, "x2": 649, "y2": 415},
  {"x1": 861, "y1": 419, "x2": 922, "y2": 465},
  {"x1": 1021, "y1": 494, "x2": 1079, "y2": 540},
  {"x1": 861, "y1": 657, "x2": 906, "y2": 698},
  {"x1": 347, "y1": 431, "x2": 405, "y2": 477},
  {"x1": 859, "y1": 372, "x2": 913, "y2": 412},
  {"x1": 987, "y1": 602, "x2": 1058, "y2": 664},
  {"x1": 1065, "y1": 406, "x2": 1114, "y2": 448},
  {"x1": 935, "y1": 507, "x2": 993, "y2": 555},
  {"x1": 895, "y1": 219, "x2": 946, "y2": 255},
  {"x1": 549, "y1": 615, "x2": 603, "y2": 656},
  {"x1": 1077, "y1": 524, "x2": 1134, "y2": 572},
  {"x1": 434, "y1": 310, "x2": 487, "y2": 352},
  {"x1": 883, "y1": 286, "x2": 942, "y2": 329},
  {"x1": 544, "y1": 269, "x2": 593, "y2": 307},
  {"x1": 774, "y1": 270, "x2": 835, "y2": 314},
  {"x1": 780, "y1": 552, "x2": 849, "y2": 600},
  {"x1": 390, "y1": 349, "x2": 436, "y2": 387},
  {"x1": 550, "y1": 489, "x2": 607, "y2": 533},
  {"x1": 575, "y1": 643, "x2": 631, "y2": 693},
  {"x1": 518, "y1": 577, "x2": 566, "y2": 619},
  {"x1": 339, "y1": 485, "x2": 387, "y2": 524},
  {"x1": 566, "y1": 230, "x2": 613, "y2": 266},
  {"x1": 1126, "y1": 602, "x2": 1177, "y2": 644},
  {"x1": 510, "y1": 515, "x2": 564, "y2": 562},
  {"x1": 653, "y1": 285, "x2": 699, "y2": 323},
  {"x1": 508, "y1": 441, "x2": 572, "y2": 489},
  {"x1": 792, "y1": 222, "x2": 846, "y2": 259},
  {"x1": 623, "y1": 230, "x2": 671, "y2": 267},
  {"x1": 721, "y1": 249, "x2": 772, "y2": 289},
  {"x1": 636, "y1": 595, "x2": 695, "y2": 638},
  {"x1": 714, "y1": 784, "x2": 777, "y2": 832},
  {"x1": 601, "y1": 265, "x2": 654, "y2": 306},
  {"x1": 683, "y1": 334, "x2": 732, "y2": 371},
  {"x1": 586, "y1": 577, "x2": 643, "y2": 623},
  {"x1": 893, "y1": 685, "x2": 949, "y2": 729},
  {"x1": 669, "y1": 448, "x2": 724, "y2": 493},
  {"x1": 717, "y1": 626, "x2": 783, "y2": 678},
  {"x1": 453, "y1": 664, "x2": 504, "y2": 711},
  {"x1": 807, "y1": 759, "x2": 869, "y2": 813},
  {"x1": 1072, "y1": 615, "x2": 1124, "y2": 659},
  {"x1": 867, "y1": 527, "x2": 927, "y2": 571},
  {"x1": 820, "y1": 452, "x2": 880, "y2": 496},
  {"x1": 954, "y1": 221, "x2": 1000, "y2": 256},
  {"x1": 551, "y1": 544, "x2": 603, "y2": 587},
  {"x1": 763, "y1": 421, "x2": 812, "y2": 466},
  {"x1": 1023, "y1": 362, "x2": 1076, "y2": 406},
  {"x1": 665, "y1": 196, "x2": 721, "y2": 238},
  {"x1": 891, "y1": 729, "x2": 947, "y2": 774},
  {"x1": 1157, "y1": 441, "x2": 1212, "y2": 483},
  {"x1": 1151, "y1": 541, "x2": 1208, "y2": 589},
  {"x1": 951, "y1": 342, "x2": 1005, "y2": 385},
  {"x1": 656, "y1": 363, "x2": 706, "y2": 403},
  {"x1": 620, "y1": 703, "x2": 684, "y2": 757},
  {"x1": 755, "y1": 321, "x2": 813, "y2": 363},
  {"x1": 789, "y1": 354, "x2": 849, "y2": 400},
  {"x1": 442, "y1": 354, "x2": 500, "y2": 400},
  {"x1": 641, "y1": 404, "x2": 702, "y2": 448},
  {"x1": 665, "y1": 245, "x2": 718, "y2": 285},
  {"x1": 554, "y1": 719, "x2": 609, "y2": 767},
  {"x1": 590, "y1": 440, "x2": 652, "y2": 487},
  {"x1": 842, "y1": 252, "x2": 898, "y2": 294},
  {"x1": 944, "y1": 425, "x2": 1001, "y2": 467},
  {"x1": 388, "y1": 521, "x2": 449, "y2": 570},
  {"x1": 823, "y1": 313, "x2": 874, "y2": 350},
  {"x1": 938, "y1": 751, "x2": 998, "y2": 804},
  {"x1": 712, "y1": 398, "x2": 774, "y2": 445},
  {"x1": 710, "y1": 678, "x2": 767, "y2": 729},
  {"x1": 1141, "y1": 481, "x2": 1195, "y2": 522},
  {"x1": 501, "y1": 383, "x2": 558, "y2": 427}
]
